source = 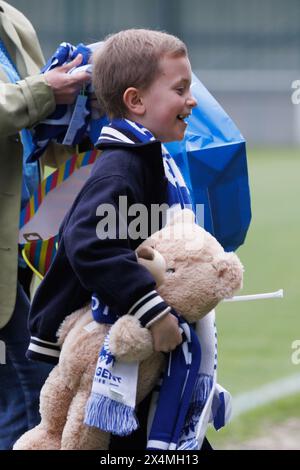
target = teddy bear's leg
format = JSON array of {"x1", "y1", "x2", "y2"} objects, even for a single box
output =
[
  {"x1": 61, "y1": 372, "x2": 110, "y2": 450},
  {"x1": 39, "y1": 366, "x2": 74, "y2": 431},
  {"x1": 13, "y1": 366, "x2": 74, "y2": 450}
]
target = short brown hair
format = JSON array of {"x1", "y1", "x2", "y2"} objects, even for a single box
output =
[{"x1": 92, "y1": 29, "x2": 187, "y2": 118}]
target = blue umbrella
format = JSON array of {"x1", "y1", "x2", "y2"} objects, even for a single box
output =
[{"x1": 165, "y1": 73, "x2": 251, "y2": 251}]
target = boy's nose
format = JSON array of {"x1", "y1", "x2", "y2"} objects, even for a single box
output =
[{"x1": 187, "y1": 95, "x2": 197, "y2": 109}]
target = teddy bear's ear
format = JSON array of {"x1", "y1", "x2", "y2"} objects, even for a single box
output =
[
  {"x1": 148, "y1": 208, "x2": 206, "y2": 254},
  {"x1": 161, "y1": 209, "x2": 204, "y2": 251},
  {"x1": 213, "y1": 252, "x2": 244, "y2": 298},
  {"x1": 184, "y1": 232, "x2": 204, "y2": 252},
  {"x1": 167, "y1": 208, "x2": 195, "y2": 227}
]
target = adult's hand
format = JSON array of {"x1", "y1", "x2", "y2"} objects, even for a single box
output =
[{"x1": 44, "y1": 54, "x2": 91, "y2": 105}]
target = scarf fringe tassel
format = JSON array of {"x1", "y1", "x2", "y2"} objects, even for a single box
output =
[
  {"x1": 177, "y1": 374, "x2": 213, "y2": 450},
  {"x1": 178, "y1": 438, "x2": 199, "y2": 450},
  {"x1": 85, "y1": 394, "x2": 138, "y2": 436},
  {"x1": 192, "y1": 373, "x2": 213, "y2": 406}
]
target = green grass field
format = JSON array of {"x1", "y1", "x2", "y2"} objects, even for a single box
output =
[{"x1": 207, "y1": 146, "x2": 300, "y2": 447}]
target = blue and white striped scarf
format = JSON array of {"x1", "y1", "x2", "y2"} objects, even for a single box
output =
[
  {"x1": 97, "y1": 118, "x2": 192, "y2": 210},
  {"x1": 84, "y1": 119, "x2": 231, "y2": 449}
]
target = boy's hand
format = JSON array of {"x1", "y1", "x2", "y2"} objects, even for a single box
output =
[
  {"x1": 149, "y1": 313, "x2": 182, "y2": 353},
  {"x1": 45, "y1": 54, "x2": 91, "y2": 105}
]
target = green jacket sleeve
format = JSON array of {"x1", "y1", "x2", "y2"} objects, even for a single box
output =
[{"x1": 0, "y1": 74, "x2": 55, "y2": 137}]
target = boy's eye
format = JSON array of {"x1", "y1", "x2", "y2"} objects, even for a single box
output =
[{"x1": 176, "y1": 88, "x2": 184, "y2": 95}]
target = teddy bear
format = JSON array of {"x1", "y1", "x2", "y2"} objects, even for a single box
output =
[{"x1": 14, "y1": 209, "x2": 243, "y2": 450}]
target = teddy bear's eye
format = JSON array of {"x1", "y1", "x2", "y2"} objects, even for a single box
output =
[{"x1": 166, "y1": 268, "x2": 175, "y2": 274}]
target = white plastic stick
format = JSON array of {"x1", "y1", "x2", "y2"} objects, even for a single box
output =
[{"x1": 223, "y1": 289, "x2": 284, "y2": 303}]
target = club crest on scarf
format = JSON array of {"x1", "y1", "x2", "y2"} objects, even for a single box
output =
[{"x1": 98, "y1": 337, "x2": 115, "y2": 368}]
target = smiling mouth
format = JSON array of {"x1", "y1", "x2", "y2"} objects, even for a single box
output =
[{"x1": 177, "y1": 114, "x2": 190, "y2": 122}]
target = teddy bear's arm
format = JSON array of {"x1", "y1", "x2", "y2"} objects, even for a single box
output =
[{"x1": 109, "y1": 315, "x2": 154, "y2": 362}]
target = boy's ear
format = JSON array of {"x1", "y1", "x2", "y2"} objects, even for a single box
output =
[{"x1": 123, "y1": 87, "x2": 145, "y2": 116}]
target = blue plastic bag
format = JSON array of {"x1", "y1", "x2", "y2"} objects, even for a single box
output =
[{"x1": 165, "y1": 73, "x2": 251, "y2": 251}]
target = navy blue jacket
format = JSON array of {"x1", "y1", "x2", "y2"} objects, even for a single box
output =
[{"x1": 27, "y1": 137, "x2": 170, "y2": 363}]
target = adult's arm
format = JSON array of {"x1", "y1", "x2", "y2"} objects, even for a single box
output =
[
  {"x1": 0, "y1": 74, "x2": 55, "y2": 137},
  {"x1": 0, "y1": 54, "x2": 90, "y2": 137}
]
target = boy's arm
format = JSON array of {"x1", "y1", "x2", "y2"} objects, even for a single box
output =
[{"x1": 63, "y1": 174, "x2": 172, "y2": 329}]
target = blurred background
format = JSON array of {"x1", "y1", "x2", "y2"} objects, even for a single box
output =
[
  {"x1": 10, "y1": 0, "x2": 300, "y2": 449},
  {"x1": 9, "y1": 0, "x2": 300, "y2": 146}
]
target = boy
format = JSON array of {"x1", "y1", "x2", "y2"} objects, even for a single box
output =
[{"x1": 27, "y1": 29, "x2": 199, "y2": 448}]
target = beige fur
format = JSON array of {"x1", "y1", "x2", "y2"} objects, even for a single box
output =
[{"x1": 14, "y1": 209, "x2": 243, "y2": 450}]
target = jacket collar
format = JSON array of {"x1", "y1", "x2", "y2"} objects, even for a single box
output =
[{"x1": 96, "y1": 118, "x2": 160, "y2": 148}]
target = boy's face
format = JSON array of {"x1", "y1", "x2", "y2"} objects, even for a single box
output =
[{"x1": 139, "y1": 54, "x2": 197, "y2": 142}]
